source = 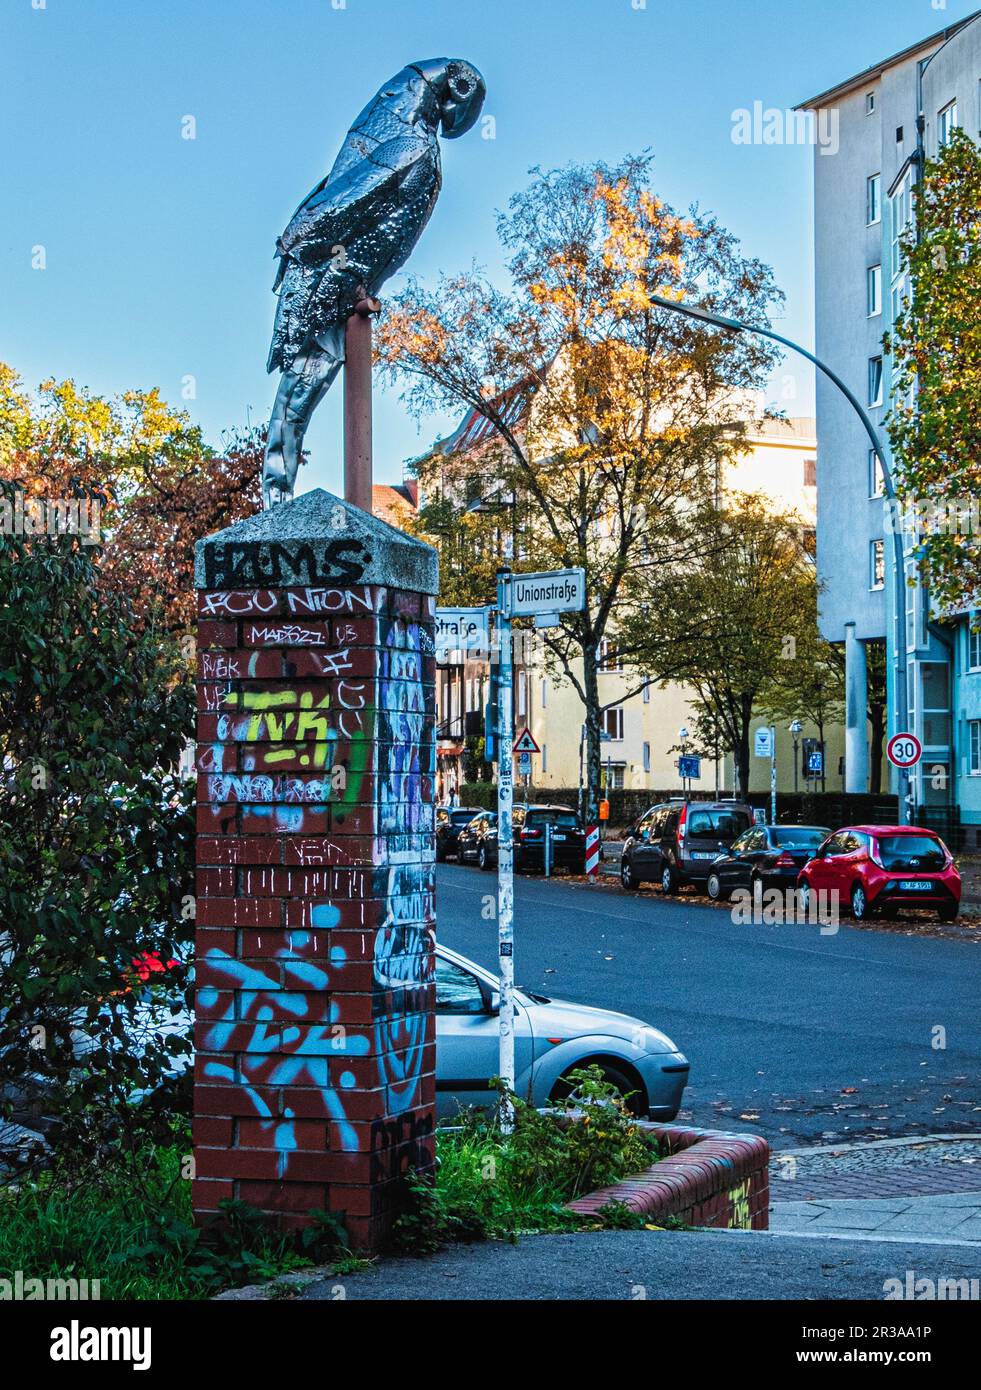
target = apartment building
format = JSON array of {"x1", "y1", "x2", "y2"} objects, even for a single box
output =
[{"x1": 798, "y1": 10, "x2": 981, "y2": 842}]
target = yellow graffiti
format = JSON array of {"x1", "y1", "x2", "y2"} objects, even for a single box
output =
[{"x1": 726, "y1": 1178, "x2": 752, "y2": 1229}]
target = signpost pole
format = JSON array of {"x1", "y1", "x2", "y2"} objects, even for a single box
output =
[
  {"x1": 495, "y1": 567, "x2": 515, "y2": 1132},
  {"x1": 770, "y1": 724, "x2": 777, "y2": 825}
]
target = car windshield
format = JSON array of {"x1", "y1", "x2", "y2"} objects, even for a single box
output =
[
  {"x1": 687, "y1": 809, "x2": 751, "y2": 837},
  {"x1": 451, "y1": 810, "x2": 477, "y2": 825},
  {"x1": 772, "y1": 828, "x2": 829, "y2": 849},
  {"x1": 526, "y1": 810, "x2": 580, "y2": 829},
  {"x1": 875, "y1": 834, "x2": 946, "y2": 870}
]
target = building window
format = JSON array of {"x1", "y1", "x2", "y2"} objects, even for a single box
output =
[
  {"x1": 598, "y1": 638, "x2": 623, "y2": 672},
  {"x1": 869, "y1": 450, "x2": 885, "y2": 498},
  {"x1": 970, "y1": 722, "x2": 981, "y2": 776},
  {"x1": 969, "y1": 620, "x2": 981, "y2": 672},
  {"x1": 938, "y1": 101, "x2": 958, "y2": 148},
  {"x1": 890, "y1": 167, "x2": 914, "y2": 280},
  {"x1": 517, "y1": 673, "x2": 527, "y2": 718},
  {"x1": 540, "y1": 678, "x2": 548, "y2": 707},
  {"x1": 642, "y1": 677, "x2": 650, "y2": 704},
  {"x1": 803, "y1": 458, "x2": 816, "y2": 487},
  {"x1": 603, "y1": 763, "x2": 625, "y2": 791},
  {"x1": 542, "y1": 744, "x2": 548, "y2": 773},
  {"x1": 868, "y1": 356, "x2": 883, "y2": 408},
  {"x1": 867, "y1": 264, "x2": 882, "y2": 317},
  {"x1": 601, "y1": 705, "x2": 624, "y2": 741},
  {"x1": 866, "y1": 92, "x2": 876, "y2": 115},
  {"x1": 896, "y1": 126, "x2": 904, "y2": 144},
  {"x1": 867, "y1": 173, "x2": 881, "y2": 225},
  {"x1": 642, "y1": 742, "x2": 651, "y2": 773},
  {"x1": 870, "y1": 539, "x2": 885, "y2": 590}
]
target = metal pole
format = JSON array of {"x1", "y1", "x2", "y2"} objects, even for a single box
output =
[
  {"x1": 770, "y1": 725, "x2": 777, "y2": 825},
  {"x1": 343, "y1": 296, "x2": 379, "y2": 513},
  {"x1": 495, "y1": 567, "x2": 515, "y2": 1131},
  {"x1": 649, "y1": 293, "x2": 910, "y2": 821},
  {"x1": 544, "y1": 822, "x2": 551, "y2": 879}
]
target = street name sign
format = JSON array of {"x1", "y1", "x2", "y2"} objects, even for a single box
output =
[
  {"x1": 509, "y1": 568, "x2": 585, "y2": 618},
  {"x1": 435, "y1": 606, "x2": 489, "y2": 662}
]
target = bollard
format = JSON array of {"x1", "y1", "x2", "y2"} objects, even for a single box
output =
[{"x1": 191, "y1": 489, "x2": 438, "y2": 1251}]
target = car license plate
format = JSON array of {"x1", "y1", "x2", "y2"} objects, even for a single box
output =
[
  {"x1": 552, "y1": 833, "x2": 566, "y2": 841},
  {"x1": 899, "y1": 880, "x2": 932, "y2": 891},
  {"x1": 691, "y1": 851, "x2": 717, "y2": 860}
]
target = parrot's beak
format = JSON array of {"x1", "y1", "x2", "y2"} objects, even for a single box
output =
[{"x1": 440, "y1": 74, "x2": 486, "y2": 139}]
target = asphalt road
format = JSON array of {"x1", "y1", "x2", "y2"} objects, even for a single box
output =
[
  {"x1": 297, "y1": 1228, "x2": 981, "y2": 1302},
  {"x1": 434, "y1": 863, "x2": 981, "y2": 1148}
]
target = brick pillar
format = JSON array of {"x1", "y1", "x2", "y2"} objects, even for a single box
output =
[{"x1": 191, "y1": 489, "x2": 438, "y2": 1251}]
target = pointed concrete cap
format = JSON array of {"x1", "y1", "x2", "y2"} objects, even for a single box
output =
[{"x1": 195, "y1": 488, "x2": 437, "y2": 594}]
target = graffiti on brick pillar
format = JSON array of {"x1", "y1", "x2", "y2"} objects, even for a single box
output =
[
  {"x1": 199, "y1": 902, "x2": 366, "y2": 1171},
  {"x1": 372, "y1": 613, "x2": 435, "y2": 1122},
  {"x1": 370, "y1": 1111, "x2": 434, "y2": 1185},
  {"x1": 202, "y1": 538, "x2": 372, "y2": 589}
]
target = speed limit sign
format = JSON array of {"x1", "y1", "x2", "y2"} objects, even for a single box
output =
[{"x1": 887, "y1": 732, "x2": 922, "y2": 769}]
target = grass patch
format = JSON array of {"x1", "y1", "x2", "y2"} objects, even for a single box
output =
[
  {"x1": 0, "y1": 1135, "x2": 344, "y2": 1300},
  {"x1": 391, "y1": 1066, "x2": 661, "y2": 1252}
]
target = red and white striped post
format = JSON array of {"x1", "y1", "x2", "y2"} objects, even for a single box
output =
[{"x1": 584, "y1": 825, "x2": 600, "y2": 876}]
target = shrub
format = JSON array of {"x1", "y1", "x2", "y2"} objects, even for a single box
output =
[{"x1": 0, "y1": 478, "x2": 194, "y2": 1188}]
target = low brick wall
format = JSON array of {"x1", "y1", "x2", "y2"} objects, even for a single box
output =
[{"x1": 567, "y1": 1123, "x2": 770, "y2": 1231}]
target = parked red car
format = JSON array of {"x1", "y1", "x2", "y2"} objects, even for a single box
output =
[{"x1": 797, "y1": 825, "x2": 961, "y2": 923}]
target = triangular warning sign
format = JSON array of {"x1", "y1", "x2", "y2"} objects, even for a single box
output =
[{"x1": 513, "y1": 728, "x2": 540, "y2": 755}]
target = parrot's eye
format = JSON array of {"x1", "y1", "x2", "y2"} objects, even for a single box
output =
[{"x1": 456, "y1": 80, "x2": 471, "y2": 97}]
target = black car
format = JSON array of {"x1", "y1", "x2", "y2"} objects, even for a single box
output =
[
  {"x1": 457, "y1": 811, "x2": 498, "y2": 869},
  {"x1": 620, "y1": 800, "x2": 754, "y2": 894},
  {"x1": 477, "y1": 805, "x2": 587, "y2": 874},
  {"x1": 705, "y1": 824, "x2": 832, "y2": 901},
  {"x1": 435, "y1": 805, "x2": 484, "y2": 861}
]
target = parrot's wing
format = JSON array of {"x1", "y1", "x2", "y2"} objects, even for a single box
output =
[
  {"x1": 267, "y1": 136, "x2": 440, "y2": 373},
  {"x1": 276, "y1": 134, "x2": 432, "y2": 271}
]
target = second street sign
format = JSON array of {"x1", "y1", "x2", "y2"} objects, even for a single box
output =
[{"x1": 510, "y1": 568, "x2": 586, "y2": 618}]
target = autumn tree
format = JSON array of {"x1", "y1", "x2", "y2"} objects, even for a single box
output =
[
  {"x1": 376, "y1": 156, "x2": 782, "y2": 815},
  {"x1": 0, "y1": 364, "x2": 262, "y2": 637},
  {"x1": 886, "y1": 128, "x2": 981, "y2": 612},
  {"x1": 621, "y1": 495, "x2": 821, "y2": 798}
]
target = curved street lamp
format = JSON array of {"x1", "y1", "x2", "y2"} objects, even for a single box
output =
[{"x1": 649, "y1": 293, "x2": 909, "y2": 819}]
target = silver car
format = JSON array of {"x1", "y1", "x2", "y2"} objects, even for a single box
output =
[
  {"x1": 434, "y1": 944, "x2": 689, "y2": 1120},
  {"x1": 115, "y1": 944, "x2": 690, "y2": 1122}
]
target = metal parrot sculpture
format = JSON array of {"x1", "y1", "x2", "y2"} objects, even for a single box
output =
[{"x1": 262, "y1": 58, "x2": 486, "y2": 508}]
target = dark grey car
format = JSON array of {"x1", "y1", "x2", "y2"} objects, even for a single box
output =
[{"x1": 620, "y1": 800, "x2": 754, "y2": 894}]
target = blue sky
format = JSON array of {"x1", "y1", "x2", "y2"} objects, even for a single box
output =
[{"x1": 2, "y1": 0, "x2": 976, "y2": 494}]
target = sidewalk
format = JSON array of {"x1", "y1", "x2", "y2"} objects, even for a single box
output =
[
  {"x1": 770, "y1": 1135, "x2": 981, "y2": 1244},
  {"x1": 217, "y1": 1228, "x2": 980, "y2": 1300}
]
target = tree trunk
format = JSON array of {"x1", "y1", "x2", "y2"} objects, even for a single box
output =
[
  {"x1": 868, "y1": 699, "x2": 885, "y2": 795},
  {"x1": 583, "y1": 650, "x2": 602, "y2": 823}
]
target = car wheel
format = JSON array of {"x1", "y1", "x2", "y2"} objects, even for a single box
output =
[
  {"x1": 850, "y1": 883, "x2": 870, "y2": 921},
  {"x1": 551, "y1": 1063, "x2": 646, "y2": 1118},
  {"x1": 660, "y1": 864, "x2": 677, "y2": 896},
  {"x1": 478, "y1": 845, "x2": 489, "y2": 871},
  {"x1": 798, "y1": 878, "x2": 811, "y2": 915},
  {"x1": 620, "y1": 857, "x2": 639, "y2": 891},
  {"x1": 706, "y1": 871, "x2": 725, "y2": 902},
  {"x1": 938, "y1": 904, "x2": 958, "y2": 922}
]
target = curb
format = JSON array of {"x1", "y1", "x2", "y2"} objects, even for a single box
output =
[
  {"x1": 567, "y1": 1122, "x2": 771, "y2": 1231},
  {"x1": 772, "y1": 1132, "x2": 981, "y2": 1159}
]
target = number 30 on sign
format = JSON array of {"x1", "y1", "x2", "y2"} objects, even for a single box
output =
[{"x1": 887, "y1": 733, "x2": 922, "y2": 769}]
